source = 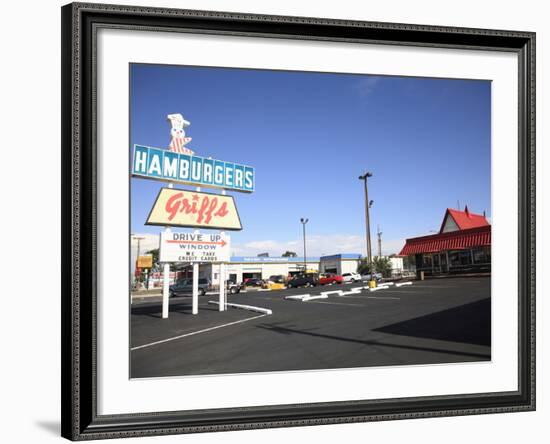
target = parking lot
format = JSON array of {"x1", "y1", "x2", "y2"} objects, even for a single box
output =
[{"x1": 130, "y1": 277, "x2": 491, "y2": 378}]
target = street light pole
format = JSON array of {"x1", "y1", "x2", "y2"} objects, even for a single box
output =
[
  {"x1": 377, "y1": 225, "x2": 383, "y2": 258},
  {"x1": 358, "y1": 172, "x2": 373, "y2": 274},
  {"x1": 300, "y1": 218, "x2": 309, "y2": 273}
]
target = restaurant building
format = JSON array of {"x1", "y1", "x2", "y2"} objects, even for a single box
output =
[{"x1": 399, "y1": 206, "x2": 491, "y2": 275}]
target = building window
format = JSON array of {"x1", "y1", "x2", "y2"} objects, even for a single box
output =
[
  {"x1": 403, "y1": 256, "x2": 414, "y2": 271},
  {"x1": 449, "y1": 250, "x2": 472, "y2": 267},
  {"x1": 421, "y1": 254, "x2": 433, "y2": 268},
  {"x1": 472, "y1": 246, "x2": 491, "y2": 264}
]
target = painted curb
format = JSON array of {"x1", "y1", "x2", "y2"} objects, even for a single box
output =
[
  {"x1": 303, "y1": 295, "x2": 329, "y2": 301},
  {"x1": 395, "y1": 281, "x2": 413, "y2": 287},
  {"x1": 341, "y1": 288, "x2": 363, "y2": 295},
  {"x1": 321, "y1": 290, "x2": 344, "y2": 296},
  {"x1": 284, "y1": 294, "x2": 330, "y2": 302},
  {"x1": 208, "y1": 301, "x2": 272, "y2": 315},
  {"x1": 284, "y1": 294, "x2": 310, "y2": 301}
]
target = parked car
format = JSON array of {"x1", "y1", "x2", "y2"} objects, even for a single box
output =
[
  {"x1": 226, "y1": 280, "x2": 241, "y2": 294},
  {"x1": 242, "y1": 278, "x2": 265, "y2": 288},
  {"x1": 287, "y1": 273, "x2": 319, "y2": 288},
  {"x1": 361, "y1": 272, "x2": 383, "y2": 282},
  {"x1": 169, "y1": 278, "x2": 211, "y2": 297},
  {"x1": 342, "y1": 272, "x2": 362, "y2": 283},
  {"x1": 268, "y1": 275, "x2": 286, "y2": 284},
  {"x1": 319, "y1": 273, "x2": 343, "y2": 285}
]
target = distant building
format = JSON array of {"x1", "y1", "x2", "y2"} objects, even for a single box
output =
[
  {"x1": 388, "y1": 256, "x2": 404, "y2": 275},
  {"x1": 399, "y1": 206, "x2": 491, "y2": 275},
  {"x1": 319, "y1": 254, "x2": 362, "y2": 275},
  {"x1": 198, "y1": 253, "x2": 362, "y2": 285}
]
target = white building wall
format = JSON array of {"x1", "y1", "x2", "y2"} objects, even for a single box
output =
[
  {"x1": 320, "y1": 258, "x2": 360, "y2": 275},
  {"x1": 320, "y1": 259, "x2": 339, "y2": 274},
  {"x1": 390, "y1": 257, "x2": 404, "y2": 272},
  {"x1": 441, "y1": 215, "x2": 459, "y2": 233},
  {"x1": 226, "y1": 264, "x2": 245, "y2": 284},
  {"x1": 258, "y1": 263, "x2": 291, "y2": 280},
  {"x1": 305, "y1": 261, "x2": 319, "y2": 272},
  {"x1": 202, "y1": 260, "x2": 320, "y2": 285},
  {"x1": 340, "y1": 259, "x2": 360, "y2": 275}
]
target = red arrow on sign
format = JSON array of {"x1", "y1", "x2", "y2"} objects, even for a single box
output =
[{"x1": 167, "y1": 239, "x2": 227, "y2": 247}]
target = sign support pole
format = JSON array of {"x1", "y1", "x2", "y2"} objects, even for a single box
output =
[
  {"x1": 162, "y1": 247, "x2": 170, "y2": 319},
  {"x1": 219, "y1": 262, "x2": 226, "y2": 311},
  {"x1": 192, "y1": 262, "x2": 199, "y2": 315},
  {"x1": 192, "y1": 186, "x2": 201, "y2": 315},
  {"x1": 219, "y1": 189, "x2": 227, "y2": 311},
  {"x1": 161, "y1": 183, "x2": 174, "y2": 319}
]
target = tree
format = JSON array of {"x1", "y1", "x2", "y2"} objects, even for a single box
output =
[
  {"x1": 282, "y1": 251, "x2": 298, "y2": 257},
  {"x1": 357, "y1": 256, "x2": 393, "y2": 278},
  {"x1": 357, "y1": 258, "x2": 370, "y2": 275}
]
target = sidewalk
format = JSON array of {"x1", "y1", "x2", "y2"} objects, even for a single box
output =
[
  {"x1": 425, "y1": 272, "x2": 491, "y2": 279},
  {"x1": 131, "y1": 289, "x2": 162, "y2": 299}
]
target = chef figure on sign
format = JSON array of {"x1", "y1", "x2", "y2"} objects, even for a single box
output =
[{"x1": 167, "y1": 113, "x2": 194, "y2": 155}]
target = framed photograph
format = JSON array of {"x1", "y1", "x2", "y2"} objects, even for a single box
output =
[{"x1": 61, "y1": 2, "x2": 535, "y2": 440}]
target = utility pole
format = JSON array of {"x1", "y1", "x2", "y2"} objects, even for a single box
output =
[
  {"x1": 359, "y1": 171, "x2": 376, "y2": 287},
  {"x1": 377, "y1": 225, "x2": 383, "y2": 258},
  {"x1": 358, "y1": 172, "x2": 374, "y2": 274},
  {"x1": 300, "y1": 218, "x2": 309, "y2": 273}
]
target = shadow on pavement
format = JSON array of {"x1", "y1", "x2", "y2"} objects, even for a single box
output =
[
  {"x1": 373, "y1": 298, "x2": 491, "y2": 346},
  {"x1": 256, "y1": 321, "x2": 490, "y2": 360},
  {"x1": 131, "y1": 302, "x2": 219, "y2": 318}
]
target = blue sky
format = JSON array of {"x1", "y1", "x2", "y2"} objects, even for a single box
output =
[{"x1": 130, "y1": 63, "x2": 491, "y2": 257}]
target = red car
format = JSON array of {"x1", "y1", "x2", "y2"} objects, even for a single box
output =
[{"x1": 319, "y1": 273, "x2": 343, "y2": 285}]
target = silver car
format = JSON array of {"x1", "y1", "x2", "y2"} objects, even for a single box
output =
[
  {"x1": 342, "y1": 272, "x2": 362, "y2": 283},
  {"x1": 361, "y1": 272, "x2": 383, "y2": 282}
]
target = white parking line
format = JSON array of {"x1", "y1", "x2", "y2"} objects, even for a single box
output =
[
  {"x1": 369, "y1": 286, "x2": 389, "y2": 292},
  {"x1": 308, "y1": 300, "x2": 365, "y2": 307},
  {"x1": 338, "y1": 295, "x2": 401, "y2": 301},
  {"x1": 367, "y1": 296, "x2": 401, "y2": 300},
  {"x1": 131, "y1": 314, "x2": 267, "y2": 351},
  {"x1": 407, "y1": 285, "x2": 456, "y2": 289}
]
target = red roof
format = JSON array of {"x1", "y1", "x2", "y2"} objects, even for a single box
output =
[
  {"x1": 399, "y1": 225, "x2": 491, "y2": 256},
  {"x1": 439, "y1": 206, "x2": 489, "y2": 233}
]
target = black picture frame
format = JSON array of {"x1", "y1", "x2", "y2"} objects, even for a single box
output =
[{"x1": 61, "y1": 2, "x2": 536, "y2": 440}]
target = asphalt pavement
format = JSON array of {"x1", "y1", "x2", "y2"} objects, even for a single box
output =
[{"x1": 130, "y1": 277, "x2": 491, "y2": 378}]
